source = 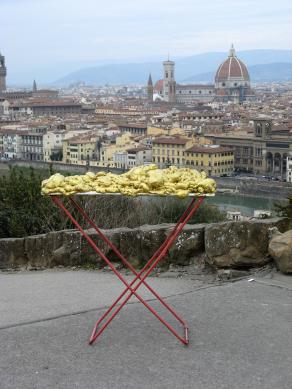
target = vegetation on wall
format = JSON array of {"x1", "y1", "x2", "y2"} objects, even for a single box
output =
[{"x1": 0, "y1": 167, "x2": 225, "y2": 238}]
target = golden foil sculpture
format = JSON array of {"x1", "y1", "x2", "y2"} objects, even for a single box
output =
[{"x1": 41, "y1": 165, "x2": 216, "y2": 198}]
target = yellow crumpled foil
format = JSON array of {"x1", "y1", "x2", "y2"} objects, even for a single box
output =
[{"x1": 41, "y1": 165, "x2": 216, "y2": 198}]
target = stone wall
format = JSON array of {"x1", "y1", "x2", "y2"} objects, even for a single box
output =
[
  {"x1": 0, "y1": 161, "x2": 124, "y2": 175},
  {"x1": 216, "y1": 177, "x2": 292, "y2": 199},
  {"x1": 0, "y1": 218, "x2": 289, "y2": 271}
]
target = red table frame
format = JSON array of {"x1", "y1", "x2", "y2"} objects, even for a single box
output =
[{"x1": 51, "y1": 194, "x2": 205, "y2": 346}]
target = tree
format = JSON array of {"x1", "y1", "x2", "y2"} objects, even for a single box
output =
[{"x1": 0, "y1": 167, "x2": 67, "y2": 238}]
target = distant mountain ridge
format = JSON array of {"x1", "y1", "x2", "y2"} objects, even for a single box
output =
[
  {"x1": 184, "y1": 63, "x2": 292, "y2": 83},
  {"x1": 54, "y1": 50, "x2": 292, "y2": 86}
]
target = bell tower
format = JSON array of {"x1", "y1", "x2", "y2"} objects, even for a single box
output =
[
  {"x1": 163, "y1": 57, "x2": 176, "y2": 103},
  {"x1": 147, "y1": 73, "x2": 153, "y2": 103},
  {"x1": 0, "y1": 51, "x2": 7, "y2": 92}
]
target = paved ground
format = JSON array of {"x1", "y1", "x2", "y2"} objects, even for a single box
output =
[{"x1": 0, "y1": 269, "x2": 291, "y2": 389}]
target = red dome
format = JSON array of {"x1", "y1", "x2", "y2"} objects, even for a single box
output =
[
  {"x1": 154, "y1": 79, "x2": 163, "y2": 93},
  {"x1": 215, "y1": 46, "x2": 250, "y2": 82}
]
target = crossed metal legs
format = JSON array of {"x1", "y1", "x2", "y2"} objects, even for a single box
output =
[{"x1": 51, "y1": 195, "x2": 205, "y2": 346}]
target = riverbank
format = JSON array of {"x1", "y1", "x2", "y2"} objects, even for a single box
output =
[{"x1": 0, "y1": 160, "x2": 291, "y2": 202}]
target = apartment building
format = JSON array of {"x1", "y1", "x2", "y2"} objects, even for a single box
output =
[
  {"x1": 152, "y1": 136, "x2": 193, "y2": 168},
  {"x1": 184, "y1": 145, "x2": 234, "y2": 176},
  {"x1": 43, "y1": 130, "x2": 66, "y2": 162},
  {"x1": 19, "y1": 127, "x2": 46, "y2": 161},
  {"x1": 63, "y1": 135, "x2": 99, "y2": 164},
  {"x1": 0, "y1": 129, "x2": 22, "y2": 159}
]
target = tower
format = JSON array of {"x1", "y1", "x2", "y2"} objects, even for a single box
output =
[
  {"x1": 0, "y1": 51, "x2": 7, "y2": 92},
  {"x1": 33, "y1": 79, "x2": 37, "y2": 92},
  {"x1": 147, "y1": 73, "x2": 153, "y2": 103},
  {"x1": 163, "y1": 58, "x2": 176, "y2": 103}
]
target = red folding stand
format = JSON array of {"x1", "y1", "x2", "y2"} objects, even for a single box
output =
[{"x1": 51, "y1": 194, "x2": 205, "y2": 346}]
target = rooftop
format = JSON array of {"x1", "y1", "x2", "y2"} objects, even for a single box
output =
[{"x1": 153, "y1": 136, "x2": 188, "y2": 145}]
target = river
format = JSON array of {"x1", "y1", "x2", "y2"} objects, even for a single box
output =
[{"x1": 205, "y1": 193, "x2": 286, "y2": 217}]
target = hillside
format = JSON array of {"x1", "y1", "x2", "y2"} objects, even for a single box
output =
[
  {"x1": 54, "y1": 50, "x2": 292, "y2": 85},
  {"x1": 184, "y1": 63, "x2": 292, "y2": 83}
]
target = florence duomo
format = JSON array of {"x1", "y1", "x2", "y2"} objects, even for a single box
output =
[{"x1": 149, "y1": 45, "x2": 255, "y2": 104}]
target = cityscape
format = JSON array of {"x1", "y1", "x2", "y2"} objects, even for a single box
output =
[
  {"x1": 0, "y1": 45, "x2": 292, "y2": 184},
  {"x1": 0, "y1": 1, "x2": 292, "y2": 388}
]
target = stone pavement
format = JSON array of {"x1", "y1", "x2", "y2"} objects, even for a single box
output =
[{"x1": 0, "y1": 269, "x2": 291, "y2": 389}]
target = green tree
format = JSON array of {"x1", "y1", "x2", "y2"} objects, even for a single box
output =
[{"x1": 0, "y1": 167, "x2": 67, "y2": 238}]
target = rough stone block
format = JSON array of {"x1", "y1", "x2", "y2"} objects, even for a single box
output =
[
  {"x1": 269, "y1": 229, "x2": 292, "y2": 274},
  {"x1": 205, "y1": 218, "x2": 289, "y2": 269}
]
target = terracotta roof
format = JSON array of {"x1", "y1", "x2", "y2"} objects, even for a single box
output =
[
  {"x1": 153, "y1": 137, "x2": 188, "y2": 145},
  {"x1": 126, "y1": 146, "x2": 148, "y2": 153},
  {"x1": 185, "y1": 146, "x2": 233, "y2": 154},
  {"x1": 215, "y1": 46, "x2": 250, "y2": 82},
  {"x1": 154, "y1": 80, "x2": 163, "y2": 92}
]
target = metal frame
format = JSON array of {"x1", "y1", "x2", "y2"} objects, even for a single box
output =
[{"x1": 51, "y1": 194, "x2": 205, "y2": 346}]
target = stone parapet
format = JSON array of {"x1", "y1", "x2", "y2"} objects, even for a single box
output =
[{"x1": 0, "y1": 218, "x2": 289, "y2": 272}]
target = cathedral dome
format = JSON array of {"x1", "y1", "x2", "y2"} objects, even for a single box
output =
[{"x1": 215, "y1": 45, "x2": 250, "y2": 84}]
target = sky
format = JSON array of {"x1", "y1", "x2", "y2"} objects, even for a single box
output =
[{"x1": 1, "y1": 0, "x2": 292, "y2": 84}]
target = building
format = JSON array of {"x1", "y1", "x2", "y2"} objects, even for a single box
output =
[
  {"x1": 112, "y1": 151, "x2": 127, "y2": 169},
  {"x1": 0, "y1": 129, "x2": 21, "y2": 159},
  {"x1": 29, "y1": 101, "x2": 82, "y2": 117},
  {"x1": 184, "y1": 145, "x2": 234, "y2": 176},
  {"x1": 215, "y1": 45, "x2": 255, "y2": 103},
  {"x1": 176, "y1": 84, "x2": 215, "y2": 104},
  {"x1": 154, "y1": 59, "x2": 215, "y2": 104},
  {"x1": 147, "y1": 74, "x2": 153, "y2": 103},
  {"x1": 162, "y1": 59, "x2": 176, "y2": 103},
  {"x1": 151, "y1": 45, "x2": 254, "y2": 104},
  {"x1": 0, "y1": 52, "x2": 7, "y2": 92},
  {"x1": 43, "y1": 130, "x2": 66, "y2": 162},
  {"x1": 206, "y1": 118, "x2": 292, "y2": 177},
  {"x1": 100, "y1": 133, "x2": 136, "y2": 167},
  {"x1": 63, "y1": 135, "x2": 99, "y2": 165},
  {"x1": 126, "y1": 146, "x2": 152, "y2": 168},
  {"x1": 113, "y1": 146, "x2": 152, "y2": 169},
  {"x1": 287, "y1": 156, "x2": 292, "y2": 183},
  {"x1": 118, "y1": 123, "x2": 147, "y2": 136},
  {"x1": 152, "y1": 136, "x2": 192, "y2": 168},
  {"x1": 19, "y1": 127, "x2": 46, "y2": 161}
]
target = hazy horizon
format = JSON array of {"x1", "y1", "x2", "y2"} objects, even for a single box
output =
[{"x1": 1, "y1": 0, "x2": 292, "y2": 84}]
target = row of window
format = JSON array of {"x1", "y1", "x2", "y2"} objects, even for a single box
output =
[
  {"x1": 178, "y1": 90, "x2": 213, "y2": 95},
  {"x1": 185, "y1": 160, "x2": 233, "y2": 167},
  {"x1": 154, "y1": 144, "x2": 184, "y2": 149}
]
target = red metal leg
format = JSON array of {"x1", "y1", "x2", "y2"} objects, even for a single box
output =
[
  {"x1": 69, "y1": 197, "x2": 197, "y2": 323},
  {"x1": 87, "y1": 196, "x2": 204, "y2": 344},
  {"x1": 51, "y1": 195, "x2": 205, "y2": 346},
  {"x1": 69, "y1": 197, "x2": 201, "y2": 344}
]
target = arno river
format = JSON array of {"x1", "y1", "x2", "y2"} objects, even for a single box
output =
[{"x1": 205, "y1": 193, "x2": 285, "y2": 216}]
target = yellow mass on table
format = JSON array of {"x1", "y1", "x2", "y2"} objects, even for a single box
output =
[{"x1": 41, "y1": 165, "x2": 216, "y2": 198}]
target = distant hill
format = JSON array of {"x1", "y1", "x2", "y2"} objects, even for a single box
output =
[
  {"x1": 184, "y1": 63, "x2": 292, "y2": 83},
  {"x1": 54, "y1": 50, "x2": 292, "y2": 86}
]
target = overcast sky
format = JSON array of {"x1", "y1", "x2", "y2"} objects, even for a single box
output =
[{"x1": 1, "y1": 0, "x2": 292, "y2": 83}]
